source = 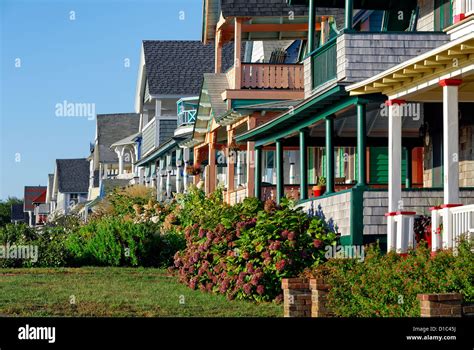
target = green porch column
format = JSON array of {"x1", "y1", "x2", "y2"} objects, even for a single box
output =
[
  {"x1": 299, "y1": 129, "x2": 308, "y2": 200},
  {"x1": 406, "y1": 146, "x2": 413, "y2": 188},
  {"x1": 357, "y1": 103, "x2": 367, "y2": 187},
  {"x1": 325, "y1": 117, "x2": 335, "y2": 194},
  {"x1": 254, "y1": 146, "x2": 262, "y2": 200},
  {"x1": 276, "y1": 139, "x2": 284, "y2": 204},
  {"x1": 308, "y1": 0, "x2": 316, "y2": 53},
  {"x1": 345, "y1": 0, "x2": 354, "y2": 31}
]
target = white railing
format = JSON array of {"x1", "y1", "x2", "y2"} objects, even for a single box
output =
[
  {"x1": 457, "y1": 0, "x2": 474, "y2": 16},
  {"x1": 431, "y1": 204, "x2": 474, "y2": 252},
  {"x1": 466, "y1": 0, "x2": 474, "y2": 15}
]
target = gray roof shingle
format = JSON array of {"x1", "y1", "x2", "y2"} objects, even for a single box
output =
[
  {"x1": 96, "y1": 113, "x2": 140, "y2": 163},
  {"x1": 142, "y1": 40, "x2": 235, "y2": 96},
  {"x1": 220, "y1": 0, "x2": 308, "y2": 17},
  {"x1": 56, "y1": 159, "x2": 90, "y2": 193}
]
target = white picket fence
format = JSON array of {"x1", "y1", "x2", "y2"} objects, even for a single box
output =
[{"x1": 431, "y1": 204, "x2": 474, "y2": 252}]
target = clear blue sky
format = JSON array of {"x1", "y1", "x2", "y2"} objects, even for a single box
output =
[{"x1": 0, "y1": 0, "x2": 202, "y2": 199}]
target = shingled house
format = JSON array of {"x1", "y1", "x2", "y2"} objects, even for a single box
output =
[
  {"x1": 23, "y1": 186, "x2": 47, "y2": 226},
  {"x1": 126, "y1": 40, "x2": 234, "y2": 200},
  {"x1": 88, "y1": 113, "x2": 140, "y2": 200},
  {"x1": 50, "y1": 159, "x2": 89, "y2": 216}
]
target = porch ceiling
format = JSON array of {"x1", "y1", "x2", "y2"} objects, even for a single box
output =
[
  {"x1": 348, "y1": 33, "x2": 474, "y2": 100},
  {"x1": 308, "y1": 103, "x2": 423, "y2": 138},
  {"x1": 235, "y1": 85, "x2": 384, "y2": 146}
]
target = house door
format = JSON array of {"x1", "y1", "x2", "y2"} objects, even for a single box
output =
[{"x1": 434, "y1": 0, "x2": 453, "y2": 30}]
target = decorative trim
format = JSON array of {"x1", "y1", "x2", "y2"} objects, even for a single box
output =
[{"x1": 439, "y1": 78, "x2": 463, "y2": 87}]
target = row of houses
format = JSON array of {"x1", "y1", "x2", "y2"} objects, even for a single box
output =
[{"x1": 18, "y1": 0, "x2": 474, "y2": 255}]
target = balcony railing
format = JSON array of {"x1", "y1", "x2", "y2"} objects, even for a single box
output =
[
  {"x1": 310, "y1": 37, "x2": 337, "y2": 89},
  {"x1": 177, "y1": 109, "x2": 197, "y2": 126},
  {"x1": 177, "y1": 97, "x2": 199, "y2": 127},
  {"x1": 240, "y1": 63, "x2": 304, "y2": 89}
]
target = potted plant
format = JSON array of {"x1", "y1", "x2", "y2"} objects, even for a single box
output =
[{"x1": 312, "y1": 176, "x2": 326, "y2": 197}]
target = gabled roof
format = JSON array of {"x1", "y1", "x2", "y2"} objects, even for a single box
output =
[
  {"x1": 56, "y1": 159, "x2": 90, "y2": 193},
  {"x1": 142, "y1": 40, "x2": 235, "y2": 96},
  {"x1": 11, "y1": 204, "x2": 26, "y2": 222},
  {"x1": 193, "y1": 73, "x2": 230, "y2": 142},
  {"x1": 96, "y1": 113, "x2": 140, "y2": 163},
  {"x1": 24, "y1": 186, "x2": 47, "y2": 211},
  {"x1": 32, "y1": 191, "x2": 47, "y2": 204}
]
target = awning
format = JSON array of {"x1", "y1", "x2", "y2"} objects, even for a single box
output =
[
  {"x1": 110, "y1": 132, "x2": 140, "y2": 148},
  {"x1": 135, "y1": 137, "x2": 183, "y2": 167},
  {"x1": 236, "y1": 85, "x2": 348, "y2": 144}
]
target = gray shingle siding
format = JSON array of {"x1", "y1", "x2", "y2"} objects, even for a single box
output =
[
  {"x1": 336, "y1": 33, "x2": 449, "y2": 84},
  {"x1": 159, "y1": 119, "x2": 177, "y2": 145}
]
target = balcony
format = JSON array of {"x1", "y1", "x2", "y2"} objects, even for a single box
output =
[
  {"x1": 224, "y1": 63, "x2": 305, "y2": 100},
  {"x1": 176, "y1": 96, "x2": 198, "y2": 137},
  {"x1": 305, "y1": 32, "x2": 449, "y2": 96}
]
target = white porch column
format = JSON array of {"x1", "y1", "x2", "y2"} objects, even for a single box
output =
[
  {"x1": 166, "y1": 154, "x2": 172, "y2": 199},
  {"x1": 289, "y1": 152, "x2": 296, "y2": 185},
  {"x1": 387, "y1": 99, "x2": 405, "y2": 252},
  {"x1": 103, "y1": 163, "x2": 109, "y2": 179},
  {"x1": 440, "y1": 79, "x2": 462, "y2": 205},
  {"x1": 236, "y1": 151, "x2": 242, "y2": 187},
  {"x1": 176, "y1": 149, "x2": 182, "y2": 194},
  {"x1": 183, "y1": 148, "x2": 190, "y2": 192},
  {"x1": 158, "y1": 160, "x2": 165, "y2": 201},
  {"x1": 115, "y1": 146, "x2": 126, "y2": 175}
]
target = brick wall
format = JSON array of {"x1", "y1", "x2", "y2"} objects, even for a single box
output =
[
  {"x1": 282, "y1": 278, "x2": 311, "y2": 317},
  {"x1": 282, "y1": 278, "x2": 333, "y2": 318},
  {"x1": 417, "y1": 293, "x2": 463, "y2": 317},
  {"x1": 309, "y1": 278, "x2": 334, "y2": 317}
]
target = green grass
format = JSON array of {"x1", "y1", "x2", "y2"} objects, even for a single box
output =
[{"x1": 0, "y1": 267, "x2": 282, "y2": 317}]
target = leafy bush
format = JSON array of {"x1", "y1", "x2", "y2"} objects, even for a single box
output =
[
  {"x1": 67, "y1": 218, "x2": 184, "y2": 267},
  {"x1": 174, "y1": 193, "x2": 338, "y2": 302},
  {"x1": 0, "y1": 223, "x2": 71, "y2": 267},
  {"x1": 307, "y1": 239, "x2": 474, "y2": 317}
]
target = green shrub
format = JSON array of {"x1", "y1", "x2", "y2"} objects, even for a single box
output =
[
  {"x1": 67, "y1": 218, "x2": 184, "y2": 267},
  {"x1": 0, "y1": 223, "x2": 71, "y2": 267},
  {"x1": 309, "y1": 239, "x2": 474, "y2": 317},
  {"x1": 174, "y1": 196, "x2": 338, "y2": 302}
]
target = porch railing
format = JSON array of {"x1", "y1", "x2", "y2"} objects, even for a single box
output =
[
  {"x1": 240, "y1": 63, "x2": 304, "y2": 89},
  {"x1": 432, "y1": 204, "x2": 474, "y2": 252},
  {"x1": 311, "y1": 37, "x2": 337, "y2": 89}
]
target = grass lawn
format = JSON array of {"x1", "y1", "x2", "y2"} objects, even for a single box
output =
[{"x1": 0, "y1": 267, "x2": 282, "y2": 317}]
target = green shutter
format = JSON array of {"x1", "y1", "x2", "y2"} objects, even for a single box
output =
[{"x1": 369, "y1": 147, "x2": 407, "y2": 184}]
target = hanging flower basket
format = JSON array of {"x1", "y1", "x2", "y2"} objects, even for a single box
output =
[
  {"x1": 227, "y1": 140, "x2": 241, "y2": 153},
  {"x1": 186, "y1": 164, "x2": 201, "y2": 175}
]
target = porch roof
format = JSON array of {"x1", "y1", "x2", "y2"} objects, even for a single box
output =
[
  {"x1": 135, "y1": 137, "x2": 185, "y2": 167},
  {"x1": 236, "y1": 85, "x2": 383, "y2": 146},
  {"x1": 347, "y1": 32, "x2": 474, "y2": 100},
  {"x1": 110, "y1": 132, "x2": 140, "y2": 148},
  {"x1": 288, "y1": 0, "x2": 413, "y2": 10}
]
